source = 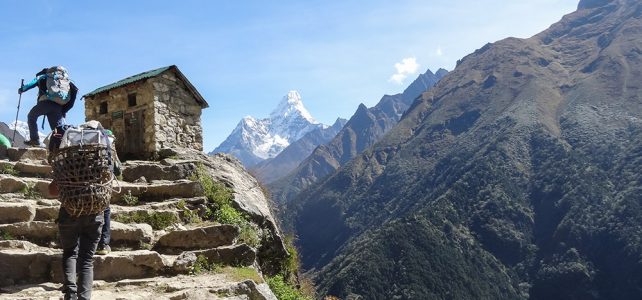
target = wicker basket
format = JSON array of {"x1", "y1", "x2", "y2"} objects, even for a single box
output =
[{"x1": 50, "y1": 144, "x2": 113, "y2": 217}]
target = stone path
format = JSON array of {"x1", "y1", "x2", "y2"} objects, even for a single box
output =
[{"x1": 0, "y1": 147, "x2": 278, "y2": 300}]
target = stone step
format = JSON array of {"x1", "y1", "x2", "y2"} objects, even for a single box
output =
[
  {"x1": 1, "y1": 273, "x2": 276, "y2": 300},
  {"x1": 0, "y1": 175, "x2": 54, "y2": 199},
  {"x1": 0, "y1": 160, "x2": 52, "y2": 178},
  {"x1": 121, "y1": 159, "x2": 198, "y2": 182},
  {"x1": 6, "y1": 147, "x2": 48, "y2": 162},
  {"x1": 0, "y1": 198, "x2": 60, "y2": 223},
  {"x1": 0, "y1": 221, "x2": 154, "y2": 249},
  {"x1": 111, "y1": 179, "x2": 203, "y2": 203},
  {"x1": 111, "y1": 197, "x2": 209, "y2": 230},
  {"x1": 0, "y1": 241, "x2": 258, "y2": 288},
  {"x1": 155, "y1": 224, "x2": 240, "y2": 254}
]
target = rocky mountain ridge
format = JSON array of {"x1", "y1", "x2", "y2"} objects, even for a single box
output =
[
  {"x1": 250, "y1": 117, "x2": 347, "y2": 185},
  {"x1": 291, "y1": 0, "x2": 642, "y2": 298},
  {"x1": 268, "y1": 68, "x2": 447, "y2": 208},
  {"x1": 212, "y1": 91, "x2": 325, "y2": 167}
]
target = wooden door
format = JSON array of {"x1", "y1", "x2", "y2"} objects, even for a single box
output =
[{"x1": 124, "y1": 110, "x2": 145, "y2": 157}]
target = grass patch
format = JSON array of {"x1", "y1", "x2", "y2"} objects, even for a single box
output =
[
  {"x1": 0, "y1": 164, "x2": 18, "y2": 176},
  {"x1": 21, "y1": 183, "x2": 42, "y2": 199},
  {"x1": 266, "y1": 275, "x2": 313, "y2": 300},
  {"x1": 190, "y1": 254, "x2": 221, "y2": 275},
  {"x1": 191, "y1": 164, "x2": 261, "y2": 246},
  {"x1": 121, "y1": 190, "x2": 139, "y2": 206},
  {"x1": 222, "y1": 266, "x2": 263, "y2": 283},
  {"x1": 282, "y1": 235, "x2": 302, "y2": 280},
  {"x1": 0, "y1": 230, "x2": 14, "y2": 240},
  {"x1": 189, "y1": 254, "x2": 263, "y2": 283},
  {"x1": 177, "y1": 199, "x2": 201, "y2": 224},
  {"x1": 114, "y1": 211, "x2": 178, "y2": 230}
]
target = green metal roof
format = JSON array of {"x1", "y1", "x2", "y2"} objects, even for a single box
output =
[
  {"x1": 84, "y1": 65, "x2": 172, "y2": 98},
  {"x1": 83, "y1": 65, "x2": 208, "y2": 108}
]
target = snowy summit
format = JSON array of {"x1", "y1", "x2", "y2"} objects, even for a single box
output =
[{"x1": 211, "y1": 91, "x2": 325, "y2": 166}]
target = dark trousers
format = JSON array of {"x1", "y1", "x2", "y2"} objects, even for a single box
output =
[
  {"x1": 27, "y1": 100, "x2": 63, "y2": 142},
  {"x1": 98, "y1": 207, "x2": 111, "y2": 247},
  {"x1": 58, "y1": 208, "x2": 104, "y2": 300}
]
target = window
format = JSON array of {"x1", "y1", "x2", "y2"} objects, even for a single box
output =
[
  {"x1": 128, "y1": 93, "x2": 137, "y2": 107},
  {"x1": 99, "y1": 102, "x2": 108, "y2": 114}
]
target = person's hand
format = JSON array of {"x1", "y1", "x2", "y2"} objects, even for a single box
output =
[{"x1": 18, "y1": 87, "x2": 22, "y2": 94}]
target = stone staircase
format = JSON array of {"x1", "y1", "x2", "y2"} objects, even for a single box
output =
[{"x1": 0, "y1": 147, "x2": 287, "y2": 299}]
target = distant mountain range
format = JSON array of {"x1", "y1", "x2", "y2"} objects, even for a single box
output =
[
  {"x1": 268, "y1": 68, "x2": 447, "y2": 207},
  {"x1": 250, "y1": 117, "x2": 347, "y2": 185},
  {"x1": 289, "y1": 0, "x2": 642, "y2": 299},
  {"x1": 211, "y1": 91, "x2": 325, "y2": 167}
]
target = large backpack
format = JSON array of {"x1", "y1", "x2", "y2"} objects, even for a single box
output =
[{"x1": 44, "y1": 66, "x2": 72, "y2": 105}]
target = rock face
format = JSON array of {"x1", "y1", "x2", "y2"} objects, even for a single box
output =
[
  {"x1": 212, "y1": 91, "x2": 326, "y2": 167},
  {"x1": 0, "y1": 145, "x2": 287, "y2": 299},
  {"x1": 268, "y1": 69, "x2": 446, "y2": 209},
  {"x1": 292, "y1": 1, "x2": 642, "y2": 299}
]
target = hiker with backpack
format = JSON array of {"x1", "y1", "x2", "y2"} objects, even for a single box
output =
[
  {"x1": 50, "y1": 121, "x2": 116, "y2": 300},
  {"x1": 18, "y1": 66, "x2": 78, "y2": 147}
]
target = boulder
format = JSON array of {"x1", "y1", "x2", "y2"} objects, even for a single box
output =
[
  {"x1": 34, "y1": 205, "x2": 59, "y2": 221},
  {"x1": 156, "y1": 225, "x2": 239, "y2": 253},
  {"x1": 122, "y1": 160, "x2": 197, "y2": 182},
  {"x1": 0, "y1": 240, "x2": 40, "y2": 250},
  {"x1": 112, "y1": 180, "x2": 203, "y2": 203},
  {"x1": 0, "y1": 176, "x2": 26, "y2": 193},
  {"x1": 0, "y1": 221, "x2": 58, "y2": 242},
  {"x1": 14, "y1": 161, "x2": 52, "y2": 177},
  {"x1": 0, "y1": 248, "x2": 57, "y2": 286},
  {"x1": 175, "y1": 244, "x2": 256, "y2": 270},
  {"x1": 93, "y1": 250, "x2": 168, "y2": 281},
  {"x1": 110, "y1": 221, "x2": 154, "y2": 245},
  {"x1": 7, "y1": 148, "x2": 47, "y2": 162},
  {"x1": 0, "y1": 177, "x2": 54, "y2": 199},
  {"x1": 228, "y1": 280, "x2": 278, "y2": 300},
  {"x1": 0, "y1": 202, "x2": 36, "y2": 224}
]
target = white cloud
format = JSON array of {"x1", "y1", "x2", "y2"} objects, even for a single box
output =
[
  {"x1": 389, "y1": 57, "x2": 419, "y2": 85},
  {"x1": 436, "y1": 46, "x2": 443, "y2": 56}
]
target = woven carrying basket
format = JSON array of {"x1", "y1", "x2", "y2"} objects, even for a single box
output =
[{"x1": 50, "y1": 144, "x2": 113, "y2": 217}]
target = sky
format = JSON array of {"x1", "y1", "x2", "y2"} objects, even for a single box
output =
[{"x1": 0, "y1": 0, "x2": 578, "y2": 151}]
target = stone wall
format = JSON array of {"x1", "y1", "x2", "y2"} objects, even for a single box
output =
[
  {"x1": 149, "y1": 72, "x2": 203, "y2": 151},
  {"x1": 84, "y1": 81, "x2": 157, "y2": 156},
  {"x1": 84, "y1": 69, "x2": 204, "y2": 158}
]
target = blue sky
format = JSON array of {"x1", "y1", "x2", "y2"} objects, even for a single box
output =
[{"x1": 0, "y1": 0, "x2": 577, "y2": 151}]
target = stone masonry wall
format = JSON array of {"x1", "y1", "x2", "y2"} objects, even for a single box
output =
[
  {"x1": 84, "y1": 81, "x2": 157, "y2": 155},
  {"x1": 150, "y1": 72, "x2": 203, "y2": 151}
]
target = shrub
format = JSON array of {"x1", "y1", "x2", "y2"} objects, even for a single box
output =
[
  {"x1": 266, "y1": 275, "x2": 313, "y2": 300},
  {"x1": 190, "y1": 254, "x2": 220, "y2": 275},
  {"x1": 0, "y1": 164, "x2": 18, "y2": 176},
  {"x1": 122, "y1": 190, "x2": 139, "y2": 206},
  {"x1": 177, "y1": 199, "x2": 201, "y2": 224},
  {"x1": 238, "y1": 223, "x2": 261, "y2": 248},
  {"x1": 21, "y1": 183, "x2": 41, "y2": 199}
]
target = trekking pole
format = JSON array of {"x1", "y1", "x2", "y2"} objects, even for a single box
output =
[{"x1": 12, "y1": 79, "x2": 24, "y2": 144}]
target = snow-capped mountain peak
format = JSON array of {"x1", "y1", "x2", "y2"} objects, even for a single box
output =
[
  {"x1": 270, "y1": 90, "x2": 316, "y2": 123},
  {"x1": 211, "y1": 91, "x2": 325, "y2": 166},
  {"x1": 8, "y1": 120, "x2": 46, "y2": 144}
]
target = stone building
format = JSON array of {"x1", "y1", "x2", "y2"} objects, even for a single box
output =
[{"x1": 84, "y1": 65, "x2": 208, "y2": 159}]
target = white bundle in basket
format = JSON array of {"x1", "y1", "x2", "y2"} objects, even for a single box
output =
[{"x1": 60, "y1": 120, "x2": 110, "y2": 149}]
